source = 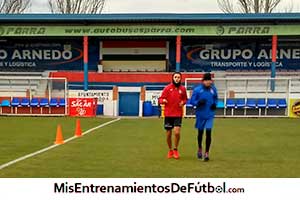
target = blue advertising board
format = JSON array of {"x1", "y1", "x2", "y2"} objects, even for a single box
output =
[
  {"x1": 169, "y1": 39, "x2": 300, "y2": 71},
  {"x1": 0, "y1": 38, "x2": 99, "y2": 71}
]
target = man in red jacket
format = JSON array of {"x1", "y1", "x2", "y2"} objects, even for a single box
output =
[{"x1": 159, "y1": 72, "x2": 187, "y2": 159}]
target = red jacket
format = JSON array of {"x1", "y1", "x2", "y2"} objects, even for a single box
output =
[{"x1": 158, "y1": 83, "x2": 188, "y2": 117}]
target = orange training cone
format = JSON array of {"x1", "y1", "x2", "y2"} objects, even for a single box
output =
[
  {"x1": 54, "y1": 124, "x2": 64, "y2": 145},
  {"x1": 75, "y1": 119, "x2": 82, "y2": 137}
]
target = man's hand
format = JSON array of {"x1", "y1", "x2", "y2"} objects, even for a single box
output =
[
  {"x1": 162, "y1": 99, "x2": 168, "y2": 104},
  {"x1": 210, "y1": 103, "x2": 217, "y2": 111},
  {"x1": 179, "y1": 101, "x2": 184, "y2": 107},
  {"x1": 197, "y1": 99, "x2": 206, "y2": 107}
]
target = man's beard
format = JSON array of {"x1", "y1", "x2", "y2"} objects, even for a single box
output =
[{"x1": 172, "y1": 80, "x2": 181, "y2": 87}]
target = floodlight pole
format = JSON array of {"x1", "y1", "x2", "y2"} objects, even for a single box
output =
[
  {"x1": 83, "y1": 36, "x2": 89, "y2": 91},
  {"x1": 271, "y1": 35, "x2": 277, "y2": 92}
]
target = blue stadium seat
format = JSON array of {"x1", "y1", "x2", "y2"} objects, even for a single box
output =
[
  {"x1": 236, "y1": 99, "x2": 246, "y2": 108},
  {"x1": 21, "y1": 98, "x2": 30, "y2": 107},
  {"x1": 278, "y1": 99, "x2": 287, "y2": 108},
  {"x1": 30, "y1": 98, "x2": 39, "y2": 107},
  {"x1": 39, "y1": 98, "x2": 49, "y2": 107},
  {"x1": 217, "y1": 100, "x2": 224, "y2": 108},
  {"x1": 246, "y1": 99, "x2": 257, "y2": 108},
  {"x1": 11, "y1": 97, "x2": 20, "y2": 107},
  {"x1": 257, "y1": 99, "x2": 266, "y2": 108},
  {"x1": 50, "y1": 98, "x2": 58, "y2": 107},
  {"x1": 226, "y1": 99, "x2": 235, "y2": 108},
  {"x1": 267, "y1": 99, "x2": 277, "y2": 108},
  {"x1": 1, "y1": 100, "x2": 10, "y2": 107},
  {"x1": 58, "y1": 98, "x2": 66, "y2": 107}
]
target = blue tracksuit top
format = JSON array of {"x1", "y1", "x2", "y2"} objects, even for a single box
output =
[{"x1": 190, "y1": 84, "x2": 218, "y2": 120}]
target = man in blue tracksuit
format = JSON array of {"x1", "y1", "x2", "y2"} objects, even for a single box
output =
[{"x1": 190, "y1": 73, "x2": 218, "y2": 161}]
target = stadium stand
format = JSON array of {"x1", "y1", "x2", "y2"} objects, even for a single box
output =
[{"x1": 0, "y1": 15, "x2": 300, "y2": 117}]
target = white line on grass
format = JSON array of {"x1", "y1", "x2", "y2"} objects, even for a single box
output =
[{"x1": 0, "y1": 118, "x2": 121, "y2": 170}]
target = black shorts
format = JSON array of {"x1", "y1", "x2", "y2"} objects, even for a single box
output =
[{"x1": 164, "y1": 117, "x2": 182, "y2": 130}]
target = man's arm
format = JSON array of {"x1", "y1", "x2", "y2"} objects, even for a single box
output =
[
  {"x1": 190, "y1": 87, "x2": 199, "y2": 107},
  {"x1": 210, "y1": 86, "x2": 218, "y2": 111},
  {"x1": 158, "y1": 86, "x2": 168, "y2": 105},
  {"x1": 180, "y1": 87, "x2": 188, "y2": 106},
  {"x1": 213, "y1": 86, "x2": 218, "y2": 105},
  {"x1": 191, "y1": 86, "x2": 206, "y2": 107}
]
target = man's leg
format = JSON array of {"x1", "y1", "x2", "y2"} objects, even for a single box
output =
[
  {"x1": 164, "y1": 117, "x2": 174, "y2": 159},
  {"x1": 204, "y1": 118, "x2": 214, "y2": 161},
  {"x1": 198, "y1": 129, "x2": 204, "y2": 149},
  {"x1": 197, "y1": 129, "x2": 204, "y2": 159},
  {"x1": 166, "y1": 129, "x2": 174, "y2": 158},
  {"x1": 173, "y1": 126, "x2": 180, "y2": 159},
  {"x1": 172, "y1": 117, "x2": 182, "y2": 159},
  {"x1": 173, "y1": 126, "x2": 181, "y2": 150},
  {"x1": 166, "y1": 129, "x2": 172, "y2": 150},
  {"x1": 196, "y1": 118, "x2": 206, "y2": 159},
  {"x1": 205, "y1": 129, "x2": 212, "y2": 153},
  {"x1": 204, "y1": 129, "x2": 212, "y2": 161}
]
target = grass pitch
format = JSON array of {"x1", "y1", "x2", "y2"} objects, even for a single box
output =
[{"x1": 0, "y1": 117, "x2": 299, "y2": 178}]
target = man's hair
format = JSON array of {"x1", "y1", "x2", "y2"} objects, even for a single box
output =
[
  {"x1": 172, "y1": 72, "x2": 182, "y2": 77},
  {"x1": 203, "y1": 73, "x2": 212, "y2": 81}
]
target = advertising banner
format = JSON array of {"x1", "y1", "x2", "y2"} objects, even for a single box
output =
[
  {"x1": 1, "y1": 24, "x2": 300, "y2": 36},
  {"x1": 69, "y1": 90, "x2": 113, "y2": 104},
  {"x1": 289, "y1": 99, "x2": 300, "y2": 118},
  {"x1": 0, "y1": 39, "x2": 99, "y2": 71},
  {"x1": 181, "y1": 41, "x2": 300, "y2": 71},
  {"x1": 68, "y1": 98, "x2": 97, "y2": 117},
  {"x1": 0, "y1": 40, "x2": 82, "y2": 70}
]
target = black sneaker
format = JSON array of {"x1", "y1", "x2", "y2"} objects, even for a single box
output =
[
  {"x1": 204, "y1": 152, "x2": 209, "y2": 162},
  {"x1": 197, "y1": 150, "x2": 203, "y2": 159},
  {"x1": 197, "y1": 149, "x2": 203, "y2": 160}
]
